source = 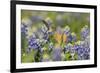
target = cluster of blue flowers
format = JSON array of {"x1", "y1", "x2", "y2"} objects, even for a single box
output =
[
  {"x1": 21, "y1": 18, "x2": 90, "y2": 62},
  {"x1": 64, "y1": 25, "x2": 90, "y2": 60}
]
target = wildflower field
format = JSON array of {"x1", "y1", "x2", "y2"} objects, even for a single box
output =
[{"x1": 21, "y1": 10, "x2": 90, "y2": 63}]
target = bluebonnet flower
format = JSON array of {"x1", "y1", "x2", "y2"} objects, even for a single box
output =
[
  {"x1": 64, "y1": 26, "x2": 71, "y2": 36},
  {"x1": 41, "y1": 24, "x2": 48, "y2": 33},
  {"x1": 64, "y1": 43, "x2": 76, "y2": 60},
  {"x1": 28, "y1": 34, "x2": 40, "y2": 50},
  {"x1": 43, "y1": 32, "x2": 49, "y2": 42},
  {"x1": 64, "y1": 43, "x2": 72, "y2": 53},
  {"x1": 26, "y1": 33, "x2": 40, "y2": 53},
  {"x1": 81, "y1": 25, "x2": 90, "y2": 40},
  {"x1": 36, "y1": 25, "x2": 49, "y2": 43},
  {"x1": 84, "y1": 36, "x2": 90, "y2": 48},
  {"x1": 83, "y1": 53, "x2": 90, "y2": 59},
  {"x1": 63, "y1": 26, "x2": 74, "y2": 43},
  {"x1": 52, "y1": 46, "x2": 62, "y2": 61},
  {"x1": 80, "y1": 37, "x2": 90, "y2": 60},
  {"x1": 71, "y1": 32, "x2": 77, "y2": 42},
  {"x1": 67, "y1": 32, "x2": 77, "y2": 43},
  {"x1": 82, "y1": 38, "x2": 90, "y2": 59},
  {"x1": 21, "y1": 23, "x2": 28, "y2": 37},
  {"x1": 74, "y1": 41, "x2": 90, "y2": 60},
  {"x1": 83, "y1": 47, "x2": 90, "y2": 59},
  {"x1": 70, "y1": 47, "x2": 76, "y2": 60},
  {"x1": 74, "y1": 41, "x2": 84, "y2": 59},
  {"x1": 21, "y1": 18, "x2": 33, "y2": 39},
  {"x1": 75, "y1": 47, "x2": 83, "y2": 60}
]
